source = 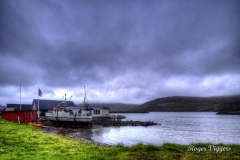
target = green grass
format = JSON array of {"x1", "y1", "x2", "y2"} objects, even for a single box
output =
[{"x1": 0, "y1": 117, "x2": 240, "y2": 160}]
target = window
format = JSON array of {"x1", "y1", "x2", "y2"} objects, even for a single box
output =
[{"x1": 94, "y1": 110, "x2": 100, "y2": 114}]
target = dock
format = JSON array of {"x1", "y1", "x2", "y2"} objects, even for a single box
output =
[
  {"x1": 93, "y1": 114, "x2": 159, "y2": 126},
  {"x1": 92, "y1": 120, "x2": 159, "y2": 126}
]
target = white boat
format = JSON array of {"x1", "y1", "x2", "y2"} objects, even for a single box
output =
[{"x1": 45, "y1": 87, "x2": 93, "y2": 126}]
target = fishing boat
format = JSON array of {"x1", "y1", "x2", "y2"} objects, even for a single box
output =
[{"x1": 45, "y1": 86, "x2": 93, "y2": 126}]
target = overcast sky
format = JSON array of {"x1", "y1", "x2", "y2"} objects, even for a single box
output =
[{"x1": 0, "y1": 0, "x2": 240, "y2": 106}]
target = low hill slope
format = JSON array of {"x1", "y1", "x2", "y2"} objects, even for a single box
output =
[{"x1": 128, "y1": 95, "x2": 240, "y2": 113}]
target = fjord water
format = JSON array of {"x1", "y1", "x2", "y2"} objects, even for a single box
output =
[{"x1": 90, "y1": 112, "x2": 240, "y2": 146}]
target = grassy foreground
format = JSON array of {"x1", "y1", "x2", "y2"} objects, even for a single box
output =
[{"x1": 0, "y1": 117, "x2": 240, "y2": 160}]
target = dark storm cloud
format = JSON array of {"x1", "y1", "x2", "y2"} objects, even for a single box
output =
[{"x1": 0, "y1": 0, "x2": 240, "y2": 105}]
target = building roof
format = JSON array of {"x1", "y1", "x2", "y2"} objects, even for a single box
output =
[
  {"x1": 32, "y1": 99, "x2": 76, "y2": 110},
  {"x1": 6, "y1": 104, "x2": 32, "y2": 110}
]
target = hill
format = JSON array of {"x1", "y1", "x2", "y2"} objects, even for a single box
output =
[
  {"x1": 127, "y1": 95, "x2": 240, "y2": 114},
  {"x1": 77, "y1": 103, "x2": 138, "y2": 113}
]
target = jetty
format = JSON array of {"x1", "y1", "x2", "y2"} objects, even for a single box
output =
[
  {"x1": 92, "y1": 117, "x2": 159, "y2": 126},
  {"x1": 93, "y1": 120, "x2": 159, "y2": 126}
]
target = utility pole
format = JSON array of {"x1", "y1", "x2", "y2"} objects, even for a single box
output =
[{"x1": 20, "y1": 84, "x2": 22, "y2": 110}]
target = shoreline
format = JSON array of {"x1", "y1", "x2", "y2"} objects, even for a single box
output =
[{"x1": 40, "y1": 125, "x2": 113, "y2": 147}]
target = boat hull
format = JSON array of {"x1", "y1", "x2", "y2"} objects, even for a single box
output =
[
  {"x1": 45, "y1": 107, "x2": 92, "y2": 125},
  {"x1": 45, "y1": 116, "x2": 92, "y2": 123}
]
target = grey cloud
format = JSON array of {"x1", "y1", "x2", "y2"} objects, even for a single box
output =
[{"x1": 0, "y1": 0, "x2": 240, "y2": 105}]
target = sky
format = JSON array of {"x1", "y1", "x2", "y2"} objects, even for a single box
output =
[{"x1": 0, "y1": 0, "x2": 240, "y2": 106}]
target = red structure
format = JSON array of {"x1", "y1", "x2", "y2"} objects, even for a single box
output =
[{"x1": 2, "y1": 110, "x2": 37, "y2": 123}]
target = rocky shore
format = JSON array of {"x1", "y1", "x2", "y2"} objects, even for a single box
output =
[{"x1": 40, "y1": 126, "x2": 112, "y2": 147}]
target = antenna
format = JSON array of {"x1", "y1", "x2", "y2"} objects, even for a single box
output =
[
  {"x1": 65, "y1": 88, "x2": 67, "y2": 101},
  {"x1": 68, "y1": 95, "x2": 73, "y2": 101}
]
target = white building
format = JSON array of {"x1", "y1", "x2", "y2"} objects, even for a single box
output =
[{"x1": 92, "y1": 107, "x2": 110, "y2": 118}]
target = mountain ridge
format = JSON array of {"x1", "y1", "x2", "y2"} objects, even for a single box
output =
[{"x1": 128, "y1": 95, "x2": 240, "y2": 113}]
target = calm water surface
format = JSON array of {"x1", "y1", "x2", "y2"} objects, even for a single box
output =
[{"x1": 88, "y1": 112, "x2": 240, "y2": 146}]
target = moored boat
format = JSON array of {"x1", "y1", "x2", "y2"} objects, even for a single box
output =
[
  {"x1": 45, "y1": 86, "x2": 93, "y2": 126},
  {"x1": 45, "y1": 104, "x2": 93, "y2": 124}
]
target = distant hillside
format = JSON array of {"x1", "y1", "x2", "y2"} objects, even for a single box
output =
[
  {"x1": 77, "y1": 103, "x2": 138, "y2": 113},
  {"x1": 127, "y1": 95, "x2": 240, "y2": 114}
]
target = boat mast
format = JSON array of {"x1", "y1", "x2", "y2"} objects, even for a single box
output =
[{"x1": 83, "y1": 86, "x2": 89, "y2": 109}]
